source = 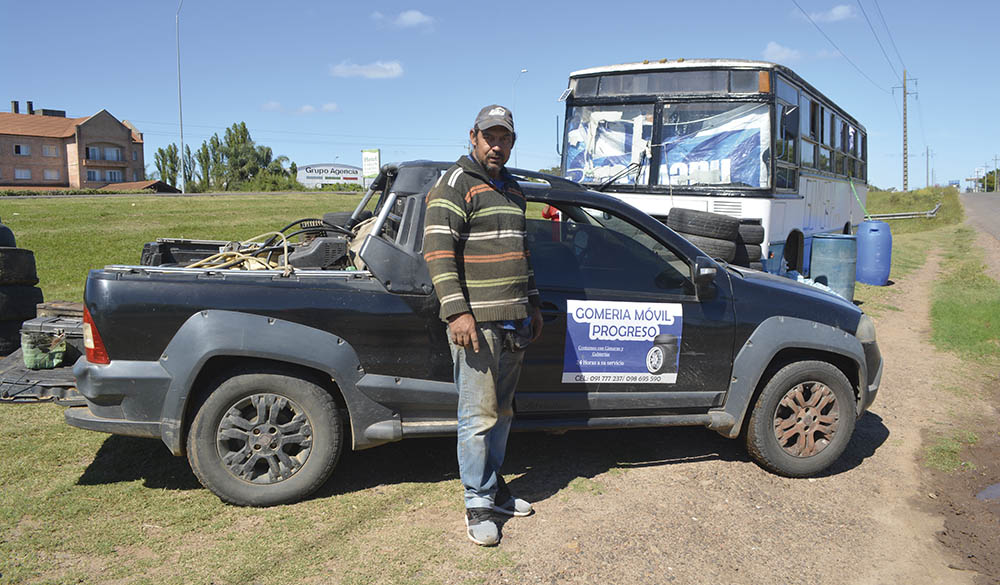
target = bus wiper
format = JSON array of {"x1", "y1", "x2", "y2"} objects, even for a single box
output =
[{"x1": 597, "y1": 150, "x2": 647, "y2": 192}]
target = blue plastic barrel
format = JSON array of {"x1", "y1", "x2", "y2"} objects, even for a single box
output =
[
  {"x1": 810, "y1": 234, "x2": 857, "y2": 301},
  {"x1": 856, "y1": 220, "x2": 892, "y2": 285}
]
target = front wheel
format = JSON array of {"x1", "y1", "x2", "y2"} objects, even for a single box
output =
[
  {"x1": 187, "y1": 371, "x2": 343, "y2": 506},
  {"x1": 745, "y1": 361, "x2": 856, "y2": 477}
]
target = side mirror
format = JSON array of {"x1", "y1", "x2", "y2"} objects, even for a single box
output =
[{"x1": 693, "y1": 256, "x2": 718, "y2": 298}]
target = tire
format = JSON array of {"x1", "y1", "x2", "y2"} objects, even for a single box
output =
[
  {"x1": 187, "y1": 371, "x2": 343, "y2": 507},
  {"x1": 746, "y1": 361, "x2": 856, "y2": 477},
  {"x1": 0, "y1": 248, "x2": 38, "y2": 286},
  {"x1": 748, "y1": 261, "x2": 764, "y2": 271},
  {"x1": 646, "y1": 334, "x2": 678, "y2": 375},
  {"x1": 733, "y1": 244, "x2": 763, "y2": 266},
  {"x1": 667, "y1": 209, "x2": 739, "y2": 240},
  {"x1": 737, "y1": 223, "x2": 765, "y2": 245},
  {"x1": 680, "y1": 233, "x2": 737, "y2": 262},
  {"x1": 0, "y1": 285, "x2": 43, "y2": 321},
  {"x1": 0, "y1": 319, "x2": 22, "y2": 356}
]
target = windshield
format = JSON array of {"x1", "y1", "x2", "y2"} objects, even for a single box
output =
[
  {"x1": 564, "y1": 102, "x2": 770, "y2": 189},
  {"x1": 564, "y1": 104, "x2": 653, "y2": 186}
]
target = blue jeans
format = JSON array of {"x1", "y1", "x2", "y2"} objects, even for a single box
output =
[{"x1": 450, "y1": 322, "x2": 526, "y2": 509}]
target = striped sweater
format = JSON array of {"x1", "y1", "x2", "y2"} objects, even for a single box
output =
[{"x1": 423, "y1": 156, "x2": 540, "y2": 322}]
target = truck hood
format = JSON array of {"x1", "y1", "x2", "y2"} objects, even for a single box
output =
[{"x1": 727, "y1": 265, "x2": 862, "y2": 333}]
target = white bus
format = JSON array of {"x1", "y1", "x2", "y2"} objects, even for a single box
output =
[{"x1": 560, "y1": 59, "x2": 868, "y2": 274}]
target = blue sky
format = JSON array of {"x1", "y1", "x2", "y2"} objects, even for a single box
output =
[{"x1": 3, "y1": 0, "x2": 997, "y2": 190}]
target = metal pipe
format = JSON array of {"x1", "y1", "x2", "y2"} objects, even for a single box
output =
[{"x1": 176, "y1": 0, "x2": 186, "y2": 193}]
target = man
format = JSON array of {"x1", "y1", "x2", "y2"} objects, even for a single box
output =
[{"x1": 423, "y1": 104, "x2": 543, "y2": 546}]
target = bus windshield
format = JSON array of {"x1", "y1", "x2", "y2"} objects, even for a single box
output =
[{"x1": 564, "y1": 102, "x2": 770, "y2": 188}]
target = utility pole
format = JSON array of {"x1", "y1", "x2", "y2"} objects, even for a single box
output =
[
  {"x1": 893, "y1": 70, "x2": 917, "y2": 191},
  {"x1": 902, "y1": 69, "x2": 907, "y2": 191},
  {"x1": 925, "y1": 146, "x2": 930, "y2": 188}
]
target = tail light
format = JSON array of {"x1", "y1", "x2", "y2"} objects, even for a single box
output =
[{"x1": 82, "y1": 306, "x2": 110, "y2": 364}]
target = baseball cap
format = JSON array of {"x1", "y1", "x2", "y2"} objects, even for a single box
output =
[{"x1": 474, "y1": 105, "x2": 514, "y2": 133}]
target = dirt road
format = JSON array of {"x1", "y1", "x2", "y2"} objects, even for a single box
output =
[{"x1": 354, "y1": 216, "x2": 997, "y2": 584}]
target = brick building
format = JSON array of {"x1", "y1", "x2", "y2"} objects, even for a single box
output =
[{"x1": 0, "y1": 100, "x2": 144, "y2": 189}]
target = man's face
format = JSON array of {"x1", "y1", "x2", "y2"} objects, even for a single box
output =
[{"x1": 469, "y1": 126, "x2": 514, "y2": 178}]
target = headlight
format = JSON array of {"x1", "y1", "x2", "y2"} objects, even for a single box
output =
[{"x1": 855, "y1": 314, "x2": 877, "y2": 344}]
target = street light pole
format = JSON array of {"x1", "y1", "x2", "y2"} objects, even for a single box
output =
[
  {"x1": 176, "y1": 0, "x2": 186, "y2": 193},
  {"x1": 512, "y1": 68, "x2": 527, "y2": 168}
]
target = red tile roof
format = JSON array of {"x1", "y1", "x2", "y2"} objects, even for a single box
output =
[
  {"x1": 0, "y1": 112, "x2": 89, "y2": 138},
  {"x1": 0, "y1": 111, "x2": 143, "y2": 143}
]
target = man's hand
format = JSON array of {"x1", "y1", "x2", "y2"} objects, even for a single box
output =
[
  {"x1": 530, "y1": 306, "x2": 543, "y2": 341},
  {"x1": 448, "y1": 312, "x2": 480, "y2": 352}
]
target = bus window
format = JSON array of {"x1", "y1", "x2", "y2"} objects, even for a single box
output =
[
  {"x1": 776, "y1": 167, "x2": 797, "y2": 190},
  {"x1": 800, "y1": 95, "x2": 812, "y2": 138},
  {"x1": 574, "y1": 76, "x2": 598, "y2": 98},
  {"x1": 657, "y1": 102, "x2": 769, "y2": 188},
  {"x1": 564, "y1": 104, "x2": 653, "y2": 185},
  {"x1": 776, "y1": 77, "x2": 798, "y2": 104},
  {"x1": 818, "y1": 146, "x2": 832, "y2": 172},
  {"x1": 777, "y1": 102, "x2": 799, "y2": 164},
  {"x1": 801, "y1": 141, "x2": 816, "y2": 168},
  {"x1": 731, "y1": 70, "x2": 758, "y2": 93}
]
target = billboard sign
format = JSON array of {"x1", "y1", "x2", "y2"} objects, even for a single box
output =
[
  {"x1": 362, "y1": 149, "x2": 381, "y2": 186},
  {"x1": 296, "y1": 163, "x2": 362, "y2": 189}
]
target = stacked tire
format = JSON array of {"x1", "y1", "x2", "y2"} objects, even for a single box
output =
[
  {"x1": 667, "y1": 209, "x2": 764, "y2": 270},
  {"x1": 735, "y1": 219, "x2": 765, "y2": 271},
  {"x1": 0, "y1": 219, "x2": 43, "y2": 356}
]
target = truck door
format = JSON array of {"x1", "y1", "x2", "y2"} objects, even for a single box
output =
[{"x1": 516, "y1": 203, "x2": 736, "y2": 415}]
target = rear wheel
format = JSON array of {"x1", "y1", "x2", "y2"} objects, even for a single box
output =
[
  {"x1": 746, "y1": 361, "x2": 856, "y2": 477},
  {"x1": 187, "y1": 371, "x2": 342, "y2": 506}
]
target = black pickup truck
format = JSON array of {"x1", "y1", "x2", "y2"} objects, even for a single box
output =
[{"x1": 68, "y1": 161, "x2": 881, "y2": 506}]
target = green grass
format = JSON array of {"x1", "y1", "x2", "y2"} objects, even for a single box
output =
[
  {"x1": 923, "y1": 430, "x2": 979, "y2": 472},
  {"x1": 930, "y1": 227, "x2": 1000, "y2": 363},
  {"x1": 3, "y1": 193, "x2": 364, "y2": 302},
  {"x1": 865, "y1": 186, "x2": 963, "y2": 235},
  {"x1": 2, "y1": 187, "x2": 997, "y2": 580}
]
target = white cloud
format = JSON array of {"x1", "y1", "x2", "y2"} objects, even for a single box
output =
[
  {"x1": 329, "y1": 60, "x2": 404, "y2": 79},
  {"x1": 394, "y1": 10, "x2": 433, "y2": 28},
  {"x1": 321, "y1": 102, "x2": 339, "y2": 112},
  {"x1": 261, "y1": 101, "x2": 283, "y2": 112},
  {"x1": 297, "y1": 105, "x2": 316, "y2": 114},
  {"x1": 763, "y1": 41, "x2": 802, "y2": 63},
  {"x1": 809, "y1": 4, "x2": 856, "y2": 22},
  {"x1": 371, "y1": 9, "x2": 433, "y2": 30}
]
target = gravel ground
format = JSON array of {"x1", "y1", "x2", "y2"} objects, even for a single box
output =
[{"x1": 313, "y1": 223, "x2": 998, "y2": 584}]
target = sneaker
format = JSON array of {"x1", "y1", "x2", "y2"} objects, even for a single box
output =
[
  {"x1": 465, "y1": 508, "x2": 499, "y2": 546},
  {"x1": 493, "y1": 476, "x2": 533, "y2": 517}
]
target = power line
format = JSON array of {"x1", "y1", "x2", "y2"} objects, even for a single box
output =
[
  {"x1": 856, "y1": 0, "x2": 901, "y2": 83},
  {"x1": 790, "y1": 0, "x2": 891, "y2": 94},
  {"x1": 872, "y1": 0, "x2": 907, "y2": 71}
]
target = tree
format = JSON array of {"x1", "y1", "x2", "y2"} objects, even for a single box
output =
[
  {"x1": 154, "y1": 144, "x2": 180, "y2": 187},
  {"x1": 222, "y1": 122, "x2": 258, "y2": 187},
  {"x1": 182, "y1": 145, "x2": 196, "y2": 191},
  {"x1": 194, "y1": 142, "x2": 212, "y2": 192}
]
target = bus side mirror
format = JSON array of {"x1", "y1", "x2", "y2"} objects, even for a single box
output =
[{"x1": 693, "y1": 256, "x2": 717, "y2": 298}]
